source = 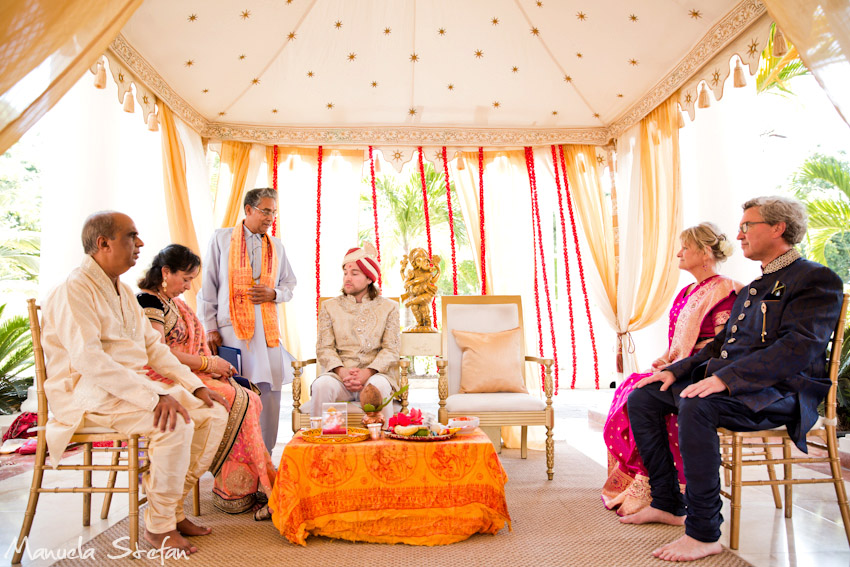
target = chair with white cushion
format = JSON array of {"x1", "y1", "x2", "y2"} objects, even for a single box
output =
[{"x1": 438, "y1": 295, "x2": 554, "y2": 480}]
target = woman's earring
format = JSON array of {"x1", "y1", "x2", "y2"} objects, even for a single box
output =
[{"x1": 162, "y1": 280, "x2": 167, "y2": 292}]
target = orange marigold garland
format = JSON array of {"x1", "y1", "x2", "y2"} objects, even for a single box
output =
[
  {"x1": 557, "y1": 144, "x2": 600, "y2": 389},
  {"x1": 368, "y1": 146, "x2": 382, "y2": 287}
]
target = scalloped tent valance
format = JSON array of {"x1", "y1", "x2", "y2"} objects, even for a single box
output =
[{"x1": 96, "y1": 0, "x2": 771, "y2": 151}]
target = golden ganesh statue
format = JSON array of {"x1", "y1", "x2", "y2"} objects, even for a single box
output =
[{"x1": 400, "y1": 248, "x2": 441, "y2": 333}]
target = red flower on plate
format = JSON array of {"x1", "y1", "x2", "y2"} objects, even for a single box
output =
[{"x1": 388, "y1": 408, "x2": 423, "y2": 428}]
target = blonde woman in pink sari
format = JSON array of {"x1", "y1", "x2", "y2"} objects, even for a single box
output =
[
  {"x1": 602, "y1": 223, "x2": 742, "y2": 516},
  {"x1": 137, "y1": 244, "x2": 275, "y2": 520}
]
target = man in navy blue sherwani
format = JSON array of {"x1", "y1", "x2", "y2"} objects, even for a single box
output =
[{"x1": 621, "y1": 196, "x2": 844, "y2": 561}]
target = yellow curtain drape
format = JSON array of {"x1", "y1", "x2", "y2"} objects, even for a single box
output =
[
  {"x1": 630, "y1": 97, "x2": 682, "y2": 330},
  {"x1": 159, "y1": 105, "x2": 202, "y2": 310},
  {"x1": 217, "y1": 140, "x2": 253, "y2": 227},
  {"x1": 0, "y1": 0, "x2": 143, "y2": 154},
  {"x1": 763, "y1": 0, "x2": 850, "y2": 128}
]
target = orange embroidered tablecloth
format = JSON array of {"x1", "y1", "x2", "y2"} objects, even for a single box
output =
[{"x1": 269, "y1": 428, "x2": 511, "y2": 546}]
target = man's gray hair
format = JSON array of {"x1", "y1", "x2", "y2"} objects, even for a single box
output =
[
  {"x1": 742, "y1": 196, "x2": 807, "y2": 245},
  {"x1": 81, "y1": 211, "x2": 118, "y2": 255},
  {"x1": 244, "y1": 188, "x2": 279, "y2": 209}
]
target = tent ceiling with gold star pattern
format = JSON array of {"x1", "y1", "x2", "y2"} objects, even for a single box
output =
[{"x1": 110, "y1": 0, "x2": 771, "y2": 147}]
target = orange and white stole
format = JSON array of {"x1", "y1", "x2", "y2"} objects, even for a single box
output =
[{"x1": 228, "y1": 224, "x2": 281, "y2": 347}]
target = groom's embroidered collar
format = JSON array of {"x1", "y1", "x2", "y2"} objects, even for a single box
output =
[{"x1": 762, "y1": 248, "x2": 801, "y2": 275}]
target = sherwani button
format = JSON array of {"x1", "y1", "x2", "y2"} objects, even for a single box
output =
[
  {"x1": 738, "y1": 313, "x2": 745, "y2": 320},
  {"x1": 744, "y1": 300, "x2": 751, "y2": 308},
  {"x1": 728, "y1": 338, "x2": 736, "y2": 343},
  {"x1": 749, "y1": 288, "x2": 757, "y2": 295},
  {"x1": 721, "y1": 351, "x2": 728, "y2": 359},
  {"x1": 731, "y1": 325, "x2": 738, "y2": 333}
]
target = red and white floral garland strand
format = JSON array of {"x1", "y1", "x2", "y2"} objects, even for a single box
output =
[
  {"x1": 417, "y1": 147, "x2": 437, "y2": 327},
  {"x1": 528, "y1": 160, "x2": 546, "y2": 386},
  {"x1": 525, "y1": 146, "x2": 559, "y2": 391},
  {"x1": 272, "y1": 145, "x2": 279, "y2": 237},
  {"x1": 442, "y1": 147, "x2": 458, "y2": 295},
  {"x1": 478, "y1": 147, "x2": 487, "y2": 295},
  {"x1": 550, "y1": 144, "x2": 576, "y2": 392},
  {"x1": 557, "y1": 144, "x2": 600, "y2": 388},
  {"x1": 368, "y1": 146, "x2": 382, "y2": 288},
  {"x1": 315, "y1": 146, "x2": 323, "y2": 318}
]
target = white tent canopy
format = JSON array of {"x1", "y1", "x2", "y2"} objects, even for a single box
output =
[{"x1": 111, "y1": 0, "x2": 769, "y2": 150}]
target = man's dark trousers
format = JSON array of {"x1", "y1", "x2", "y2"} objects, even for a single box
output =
[{"x1": 627, "y1": 376, "x2": 795, "y2": 542}]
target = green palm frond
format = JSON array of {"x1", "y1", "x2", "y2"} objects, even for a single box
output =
[
  {"x1": 0, "y1": 305, "x2": 34, "y2": 413},
  {"x1": 0, "y1": 231, "x2": 40, "y2": 280},
  {"x1": 793, "y1": 157, "x2": 850, "y2": 199},
  {"x1": 805, "y1": 228, "x2": 843, "y2": 265},
  {"x1": 756, "y1": 23, "x2": 810, "y2": 95},
  {"x1": 805, "y1": 199, "x2": 850, "y2": 228}
]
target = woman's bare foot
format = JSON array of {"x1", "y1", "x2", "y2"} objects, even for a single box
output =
[
  {"x1": 652, "y1": 534, "x2": 723, "y2": 561},
  {"x1": 254, "y1": 505, "x2": 272, "y2": 521},
  {"x1": 144, "y1": 529, "x2": 198, "y2": 555},
  {"x1": 619, "y1": 506, "x2": 685, "y2": 526},
  {"x1": 176, "y1": 517, "x2": 212, "y2": 536}
]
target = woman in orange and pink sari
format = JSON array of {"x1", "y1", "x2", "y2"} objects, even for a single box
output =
[
  {"x1": 137, "y1": 244, "x2": 275, "y2": 519},
  {"x1": 602, "y1": 223, "x2": 742, "y2": 515}
]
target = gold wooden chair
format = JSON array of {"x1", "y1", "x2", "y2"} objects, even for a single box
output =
[
  {"x1": 719, "y1": 293, "x2": 850, "y2": 550},
  {"x1": 437, "y1": 295, "x2": 555, "y2": 480},
  {"x1": 13, "y1": 299, "x2": 149, "y2": 564},
  {"x1": 291, "y1": 297, "x2": 409, "y2": 432}
]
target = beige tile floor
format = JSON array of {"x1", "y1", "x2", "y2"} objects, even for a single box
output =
[{"x1": 1, "y1": 386, "x2": 849, "y2": 566}]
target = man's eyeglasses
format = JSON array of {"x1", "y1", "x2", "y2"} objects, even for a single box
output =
[
  {"x1": 738, "y1": 221, "x2": 770, "y2": 234},
  {"x1": 251, "y1": 205, "x2": 277, "y2": 217}
]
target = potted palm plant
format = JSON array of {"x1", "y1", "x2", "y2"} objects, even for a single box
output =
[{"x1": 0, "y1": 304, "x2": 34, "y2": 415}]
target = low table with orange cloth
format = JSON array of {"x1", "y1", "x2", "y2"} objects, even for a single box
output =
[{"x1": 269, "y1": 428, "x2": 511, "y2": 546}]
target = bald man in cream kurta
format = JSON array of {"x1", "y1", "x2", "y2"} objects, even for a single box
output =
[
  {"x1": 310, "y1": 295, "x2": 400, "y2": 423},
  {"x1": 42, "y1": 255, "x2": 227, "y2": 537}
]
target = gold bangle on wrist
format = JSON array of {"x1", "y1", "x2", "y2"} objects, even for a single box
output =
[{"x1": 199, "y1": 356, "x2": 207, "y2": 372}]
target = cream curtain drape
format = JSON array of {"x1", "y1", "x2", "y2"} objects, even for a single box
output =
[
  {"x1": 450, "y1": 149, "x2": 554, "y2": 450},
  {"x1": 447, "y1": 151, "x2": 495, "y2": 295},
  {"x1": 564, "y1": 96, "x2": 682, "y2": 379},
  {"x1": 561, "y1": 145, "x2": 619, "y2": 318},
  {"x1": 763, "y1": 0, "x2": 850, "y2": 128},
  {"x1": 273, "y1": 147, "x2": 364, "y2": 404},
  {"x1": 0, "y1": 0, "x2": 142, "y2": 154},
  {"x1": 159, "y1": 105, "x2": 202, "y2": 309}
]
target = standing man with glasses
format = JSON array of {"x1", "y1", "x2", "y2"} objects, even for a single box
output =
[
  {"x1": 621, "y1": 196, "x2": 843, "y2": 562},
  {"x1": 199, "y1": 188, "x2": 297, "y2": 453}
]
